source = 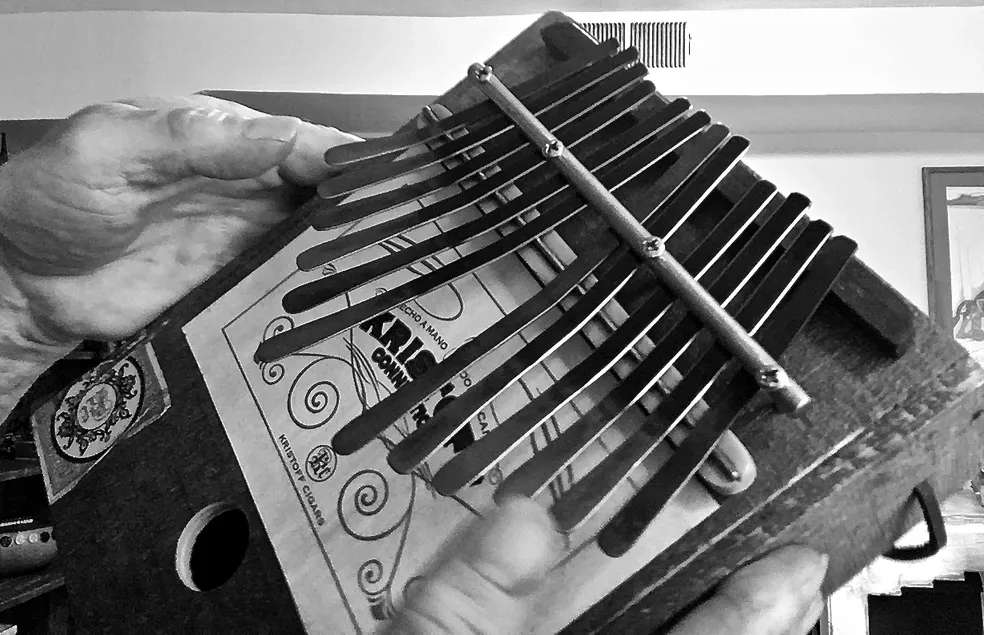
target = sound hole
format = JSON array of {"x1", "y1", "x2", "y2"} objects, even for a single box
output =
[{"x1": 175, "y1": 503, "x2": 250, "y2": 592}]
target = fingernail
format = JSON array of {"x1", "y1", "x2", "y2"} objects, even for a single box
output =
[
  {"x1": 244, "y1": 116, "x2": 299, "y2": 143},
  {"x1": 470, "y1": 498, "x2": 563, "y2": 590}
]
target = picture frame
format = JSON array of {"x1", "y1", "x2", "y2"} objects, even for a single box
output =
[{"x1": 923, "y1": 167, "x2": 984, "y2": 365}]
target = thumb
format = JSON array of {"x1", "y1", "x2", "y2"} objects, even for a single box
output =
[
  {"x1": 155, "y1": 106, "x2": 301, "y2": 181},
  {"x1": 384, "y1": 497, "x2": 564, "y2": 635},
  {"x1": 669, "y1": 546, "x2": 829, "y2": 635}
]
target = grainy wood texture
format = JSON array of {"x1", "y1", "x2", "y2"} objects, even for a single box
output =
[
  {"x1": 0, "y1": 568, "x2": 64, "y2": 613},
  {"x1": 0, "y1": 460, "x2": 40, "y2": 484},
  {"x1": 41, "y1": 11, "x2": 984, "y2": 635}
]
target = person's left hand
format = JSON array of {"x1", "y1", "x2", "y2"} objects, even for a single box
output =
[{"x1": 0, "y1": 95, "x2": 360, "y2": 342}]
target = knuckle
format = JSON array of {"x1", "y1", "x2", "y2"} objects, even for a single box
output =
[
  {"x1": 166, "y1": 106, "x2": 238, "y2": 140},
  {"x1": 56, "y1": 102, "x2": 137, "y2": 157}
]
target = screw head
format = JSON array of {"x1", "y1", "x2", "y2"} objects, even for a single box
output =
[
  {"x1": 542, "y1": 139, "x2": 564, "y2": 158},
  {"x1": 757, "y1": 367, "x2": 789, "y2": 390},
  {"x1": 469, "y1": 63, "x2": 493, "y2": 83},
  {"x1": 641, "y1": 237, "x2": 666, "y2": 259}
]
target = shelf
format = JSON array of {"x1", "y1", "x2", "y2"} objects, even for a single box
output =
[
  {"x1": 0, "y1": 568, "x2": 64, "y2": 613},
  {"x1": 0, "y1": 461, "x2": 40, "y2": 484}
]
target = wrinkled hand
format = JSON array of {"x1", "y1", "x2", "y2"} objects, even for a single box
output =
[
  {"x1": 0, "y1": 95, "x2": 359, "y2": 342},
  {"x1": 387, "y1": 498, "x2": 828, "y2": 635}
]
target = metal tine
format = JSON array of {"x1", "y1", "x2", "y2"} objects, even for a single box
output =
[
  {"x1": 333, "y1": 247, "x2": 620, "y2": 455},
  {"x1": 300, "y1": 91, "x2": 677, "y2": 272},
  {"x1": 432, "y1": 193, "x2": 808, "y2": 496},
  {"x1": 282, "y1": 114, "x2": 714, "y2": 316},
  {"x1": 331, "y1": 126, "x2": 732, "y2": 455},
  {"x1": 322, "y1": 39, "x2": 621, "y2": 168},
  {"x1": 597, "y1": 235, "x2": 858, "y2": 557},
  {"x1": 310, "y1": 80, "x2": 667, "y2": 237},
  {"x1": 295, "y1": 95, "x2": 679, "y2": 302},
  {"x1": 504, "y1": 217, "x2": 751, "y2": 490},
  {"x1": 385, "y1": 135, "x2": 750, "y2": 473},
  {"x1": 551, "y1": 220, "x2": 834, "y2": 535},
  {"x1": 305, "y1": 86, "x2": 672, "y2": 263},
  {"x1": 493, "y1": 181, "x2": 781, "y2": 502},
  {"x1": 317, "y1": 51, "x2": 642, "y2": 199},
  {"x1": 258, "y1": 122, "x2": 734, "y2": 363}
]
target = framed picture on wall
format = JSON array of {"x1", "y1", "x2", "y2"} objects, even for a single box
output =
[{"x1": 924, "y1": 167, "x2": 984, "y2": 365}]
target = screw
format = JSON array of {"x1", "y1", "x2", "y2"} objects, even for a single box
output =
[
  {"x1": 469, "y1": 63, "x2": 493, "y2": 83},
  {"x1": 757, "y1": 367, "x2": 789, "y2": 390},
  {"x1": 542, "y1": 139, "x2": 564, "y2": 158},
  {"x1": 641, "y1": 237, "x2": 666, "y2": 259}
]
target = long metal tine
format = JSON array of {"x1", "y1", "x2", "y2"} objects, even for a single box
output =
[
  {"x1": 294, "y1": 97, "x2": 683, "y2": 301},
  {"x1": 596, "y1": 235, "x2": 858, "y2": 556},
  {"x1": 317, "y1": 53, "x2": 643, "y2": 198},
  {"x1": 384, "y1": 135, "x2": 750, "y2": 473},
  {"x1": 301, "y1": 92, "x2": 677, "y2": 271},
  {"x1": 283, "y1": 114, "x2": 710, "y2": 316},
  {"x1": 331, "y1": 126, "x2": 733, "y2": 455},
  {"x1": 493, "y1": 182, "x2": 782, "y2": 502},
  {"x1": 431, "y1": 194, "x2": 809, "y2": 495},
  {"x1": 322, "y1": 39, "x2": 622, "y2": 168},
  {"x1": 305, "y1": 92, "x2": 684, "y2": 270},
  {"x1": 504, "y1": 215, "x2": 751, "y2": 490},
  {"x1": 550, "y1": 220, "x2": 834, "y2": 535},
  {"x1": 308, "y1": 89, "x2": 682, "y2": 240}
]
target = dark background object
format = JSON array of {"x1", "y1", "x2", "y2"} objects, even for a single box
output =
[{"x1": 869, "y1": 573, "x2": 984, "y2": 635}]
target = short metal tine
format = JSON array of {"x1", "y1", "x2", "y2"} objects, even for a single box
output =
[
  {"x1": 596, "y1": 235, "x2": 858, "y2": 556},
  {"x1": 551, "y1": 220, "x2": 834, "y2": 535},
  {"x1": 432, "y1": 193, "x2": 807, "y2": 496},
  {"x1": 494, "y1": 181, "x2": 779, "y2": 502},
  {"x1": 469, "y1": 63, "x2": 808, "y2": 413}
]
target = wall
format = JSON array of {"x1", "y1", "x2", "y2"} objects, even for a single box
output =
[
  {"x1": 2, "y1": 10, "x2": 982, "y2": 310},
  {"x1": 742, "y1": 134, "x2": 984, "y2": 313},
  {"x1": 2, "y1": 7, "x2": 984, "y2": 120}
]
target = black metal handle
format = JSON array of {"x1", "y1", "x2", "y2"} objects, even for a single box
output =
[{"x1": 883, "y1": 480, "x2": 947, "y2": 562}]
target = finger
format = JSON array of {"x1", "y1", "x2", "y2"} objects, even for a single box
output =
[
  {"x1": 154, "y1": 105, "x2": 303, "y2": 182},
  {"x1": 383, "y1": 497, "x2": 564, "y2": 635},
  {"x1": 115, "y1": 95, "x2": 362, "y2": 185},
  {"x1": 668, "y1": 546, "x2": 829, "y2": 635},
  {"x1": 279, "y1": 120, "x2": 362, "y2": 186},
  {"x1": 51, "y1": 99, "x2": 359, "y2": 188}
]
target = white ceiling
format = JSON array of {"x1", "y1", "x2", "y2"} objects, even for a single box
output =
[{"x1": 0, "y1": 0, "x2": 978, "y2": 15}]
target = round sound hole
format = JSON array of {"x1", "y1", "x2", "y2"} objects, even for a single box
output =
[{"x1": 175, "y1": 503, "x2": 250, "y2": 592}]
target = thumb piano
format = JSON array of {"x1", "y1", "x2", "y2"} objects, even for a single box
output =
[{"x1": 31, "y1": 12, "x2": 984, "y2": 635}]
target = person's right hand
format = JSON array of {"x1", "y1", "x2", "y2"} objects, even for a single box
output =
[
  {"x1": 668, "y1": 545, "x2": 828, "y2": 635},
  {"x1": 385, "y1": 497, "x2": 828, "y2": 635}
]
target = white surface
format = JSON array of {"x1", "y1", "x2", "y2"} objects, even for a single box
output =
[{"x1": 1, "y1": 8, "x2": 984, "y2": 120}]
